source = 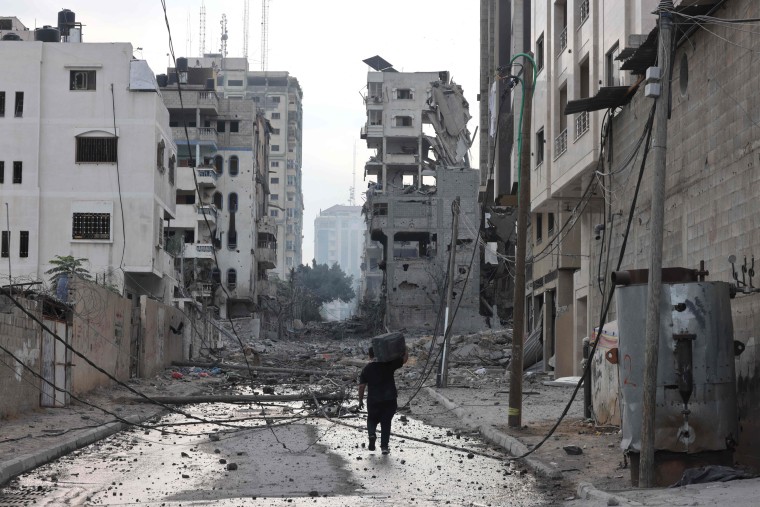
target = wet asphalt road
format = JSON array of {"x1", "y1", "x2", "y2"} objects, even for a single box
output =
[{"x1": 1, "y1": 397, "x2": 559, "y2": 506}]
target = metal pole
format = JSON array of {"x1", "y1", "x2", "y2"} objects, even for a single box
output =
[
  {"x1": 509, "y1": 57, "x2": 533, "y2": 429},
  {"x1": 640, "y1": 0, "x2": 674, "y2": 488},
  {"x1": 438, "y1": 196, "x2": 461, "y2": 388}
]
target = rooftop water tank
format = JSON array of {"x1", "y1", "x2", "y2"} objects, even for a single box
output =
[
  {"x1": 58, "y1": 9, "x2": 75, "y2": 36},
  {"x1": 156, "y1": 74, "x2": 168, "y2": 87},
  {"x1": 1, "y1": 32, "x2": 22, "y2": 41},
  {"x1": 176, "y1": 57, "x2": 188, "y2": 72},
  {"x1": 34, "y1": 25, "x2": 60, "y2": 42}
]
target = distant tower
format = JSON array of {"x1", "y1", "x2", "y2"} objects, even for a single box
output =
[
  {"x1": 199, "y1": 1, "x2": 206, "y2": 55},
  {"x1": 220, "y1": 14, "x2": 228, "y2": 57},
  {"x1": 186, "y1": 12, "x2": 192, "y2": 56},
  {"x1": 260, "y1": 0, "x2": 269, "y2": 71},
  {"x1": 243, "y1": 0, "x2": 250, "y2": 60}
]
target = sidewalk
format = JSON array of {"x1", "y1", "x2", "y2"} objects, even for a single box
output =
[{"x1": 418, "y1": 370, "x2": 758, "y2": 506}]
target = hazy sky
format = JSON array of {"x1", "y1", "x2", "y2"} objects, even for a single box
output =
[{"x1": 10, "y1": 1, "x2": 480, "y2": 263}]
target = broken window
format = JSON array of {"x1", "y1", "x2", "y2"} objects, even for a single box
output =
[
  {"x1": 76, "y1": 136, "x2": 117, "y2": 163},
  {"x1": 70, "y1": 70, "x2": 96, "y2": 91},
  {"x1": 168, "y1": 154, "x2": 175, "y2": 185},
  {"x1": 393, "y1": 232, "x2": 437, "y2": 259},
  {"x1": 394, "y1": 116, "x2": 413, "y2": 127},
  {"x1": 229, "y1": 156, "x2": 239, "y2": 176},
  {"x1": 373, "y1": 203, "x2": 388, "y2": 216},
  {"x1": 19, "y1": 231, "x2": 29, "y2": 258},
  {"x1": 72, "y1": 212, "x2": 111, "y2": 240},
  {"x1": 396, "y1": 88, "x2": 413, "y2": 100},
  {"x1": 156, "y1": 139, "x2": 165, "y2": 170},
  {"x1": 213, "y1": 191, "x2": 223, "y2": 209},
  {"x1": 214, "y1": 155, "x2": 224, "y2": 174}
]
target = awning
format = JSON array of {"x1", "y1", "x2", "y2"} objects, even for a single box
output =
[{"x1": 564, "y1": 85, "x2": 638, "y2": 114}]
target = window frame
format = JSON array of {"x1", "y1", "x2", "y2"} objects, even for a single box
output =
[
  {"x1": 19, "y1": 231, "x2": 29, "y2": 258},
  {"x1": 14, "y1": 92, "x2": 23, "y2": 117},
  {"x1": 536, "y1": 128, "x2": 545, "y2": 166},
  {"x1": 1, "y1": 231, "x2": 9, "y2": 258},
  {"x1": 227, "y1": 268, "x2": 237, "y2": 289},
  {"x1": 70, "y1": 70, "x2": 97, "y2": 91},
  {"x1": 0, "y1": 91, "x2": 5, "y2": 117},
  {"x1": 75, "y1": 136, "x2": 118, "y2": 163},
  {"x1": 12, "y1": 161, "x2": 21, "y2": 184},
  {"x1": 228, "y1": 192, "x2": 238, "y2": 212},
  {"x1": 229, "y1": 120, "x2": 239, "y2": 133},
  {"x1": 229, "y1": 155, "x2": 239, "y2": 176},
  {"x1": 72, "y1": 212, "x2": 112, "y2": 241},
  {"x1": 536, "y1": 34, "x2": 545, "y2": 72}
]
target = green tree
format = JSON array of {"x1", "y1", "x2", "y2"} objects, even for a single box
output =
[
  {"x1": 45, "y1": 255, "x2": 92, "y2": 292},
  {"x1": 293, "y1": 260, "x2": 355, "y2": 323}
]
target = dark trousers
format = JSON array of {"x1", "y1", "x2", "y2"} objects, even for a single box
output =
[{"x1": 367, "y1": 399, "x2": 397, "y2": 448}]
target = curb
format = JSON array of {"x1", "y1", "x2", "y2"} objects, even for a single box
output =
[
  {"x1": 0, "y1": 412, "x2": 155, "y2": 487},
  {"x1": 424, "y1": 387, "x2": 562, "y2": 479}
]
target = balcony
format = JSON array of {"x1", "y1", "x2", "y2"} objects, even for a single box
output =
[
  {"x1": 192, "y1": 283, "x2": 213, "y2": 299},
  {"x1": 363, "y1": 124, "x2": 383, "y2": 138},
  {"x1": 164, "y1": 90, "x2": 219, "y2": 114},
  {"x1": 554, "y1": 129, "x2": 568, "y2": 160},
  {"x1": 257, "y1": 240, "x2": 277, "y2": 269},
  {"x1": 196, "y1": 204, "x2": 218, "y2": 224},
  {"x1": 196, "y1": 167, "x2": 218, "y2": 189},
  {"x1": 171, "y1": 127, "x2": 219, "y2": 154},
  {"x1": 183, "y1": 243, "x2": 214, "y2": 259},
  {"x1": 257, "y1": 216, "x2": 277, "y2": 236},
  {"x1": 574, "y1": 111, "x2": 589, "y2": 142}
]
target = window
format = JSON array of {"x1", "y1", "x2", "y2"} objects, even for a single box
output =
[
  {"x1": 211, "y1": 267, "x2": 221, "y2": 283},
  {"x1": 285, "y1": 257, "x2": 293, "y2": 267},
  {"x1": 227, "y1": 269, "x2": 237, "y2": 289},
  {"x1": 1, "y1": 231, "x2": 8, "y2": 258},
  {"x1": 271, "y1": 96, "x2": 281, "y2": 103},
  {"x1": 0, "y1": 161, "x2": 3, "y2": 183},
  {"x1": 396, "y1": 88, "x2": 413, "y2": 99},
  {"x1": 217, "y1": 120, "x2": 226, "y2": 133},
  {"x1": 227, "y1": 79, "x2": 244, "y2": 87},
  {"x1": 536, "y1": 128, "x2": 545, "y2": 166},
  {"x1": 394, "y1": 116, "x2": 413, "y2": 127},
  {"x1": 580, "y1": 0, "x2": 590, "y2": 24},
  {"x1": 535, "y1": 214, "x2": 543, "y2": 244},
  {"x1": 229, "y1": 156, "x2": 239, "y2": 176},
  {"x1": 606, "y1": 43, "x2": 621, "y2": 86},
  {"x1": 270, "y1": 209, "x2": 279, "y2": 217},
  {"x1": 156, "y1": 139, "x2": 165, "y2": 170},
  {"x1": 14, "y1": 92, "x2": 23, "y2": 117},
  {"x1": 19, "y1": 231, "x2": 29, "y2": 258},
  {"x1": 176, "y1": 191, "x2": 196, "y2": 205},
  {"x1": 252, "y1": 96, "x2": 261, "y2": 103},
  {"x1": 228, "y1": 230, "x2": 237, "y2": 250},
  {"x1": 228, "y1": 192, "x2": 238, "y2": 212},
  {"x1": 270, "y1": 177, "x2": 279, "y2": 184},
  {"x1": 286, "y1": 240, "x2": 294, "y2": 251},
  {"x1": 230, "y1": 121, "x2": 239, "y2": 133},
  {"x1": 272, "y1": 128, "x2": 280, "y2": 135},
  {"x1": 214, "y1": 155, "x2": 224, "y2": 174},
  {"x1": 72, "y1": 212, "x2": 111, "y2": 240},
  {"x1": 0, "y1": 92, "x2": 4, "y2": 117},
  {"x1": 76, "y1": 136, "x2": 117, "y2": 163},
  {"x1": 548, "y1": 213, "x2": 555, "y2": 235},
  {"x1": 168, "y1": 154, "x2": 175, "y2": 185},
  {"x1": 270, "y1": 194, "x2": 279, "y2": 201},
  {"x1": 287, "y1": 193, "x2": 294, "y2": 202},
  {"x1": 536, "y1": 34, "x2": 545, "y2": 72},
  {"x1": 287, "y1": 175, "x2": 295, "y2": 185},
  {"x1": 12, "y1": 161, "x2": 21, "y2": 184},
  {"x1": 271, "y1": 145, "x2": 280, "y2": 152},
  {"x1": 287, "y1": 208, "x2": 294, "y2": 218},
  {"x1": 213, "y1": 191, "x2": 223, "y2": 209},
  {"x1": 70, "y1": 70, "x2": 96, "y2": 90},
  {"x1": 271, "y1": 161, "x2": 280, "y2": 167},
  {"x1": 271, "y1": 112, "x2": 281, "y2": 119},
  {"x1": 287, "y1": 224, "x2": 293, "y2": 234}
]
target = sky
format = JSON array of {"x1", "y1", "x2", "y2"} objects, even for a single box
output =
[{"x1": 9, "y1": 0, "x2": 480, "y2": 263}]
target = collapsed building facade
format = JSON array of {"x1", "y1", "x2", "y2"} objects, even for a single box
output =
[{"x1": 359, "y1": 59, "x2": 483, "y2": 332}]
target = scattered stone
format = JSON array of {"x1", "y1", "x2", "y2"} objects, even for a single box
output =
[
  {"x1": 308, "y1": 491, "x2": 319, "y2": 497},
  {"x1": 607, "y1": 498, "x2": 620, "y2": 506},
  {"x1": 209, "y1": 434, "x2": 220, "y2": 442},
  {"x1": 467, "y1": 453, "x2": 475, "y2": 459},
  {"x1": 180, "y1": 452, "x2": 189, "y2": 458},
  {"x1": 563, "y1": 445, "x2": 583, "y2": 455},
  {"x1": 226, "y1": 463, "x2": 238, "y2": 471},
  {"x1": 219, "y1": 459, "x2": 227, "y2": 464}
]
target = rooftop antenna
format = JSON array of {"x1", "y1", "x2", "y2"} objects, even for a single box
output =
[
  {"x1": 260, "y1": 0, "x2": 269, "y2": 71},
  {"x1": 186, "y1": 12, "x2": 192, "y2": 56},
  {"x1": 199, "y1": 1, "x2": 206, "y2": 56},
  {"x1": 243, "y1": 0, "x2": 250, "y2": 60},
  {"x1": 220, "y1": 14, "x2": 228, "y2": 57}
]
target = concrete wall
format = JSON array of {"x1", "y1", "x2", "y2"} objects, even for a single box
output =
[
  {"x1": 586, "y1": 0, "x2": 760, "y2": 469},
  {"x1": 69, "y1": 279, "x2": 131, "y2": 394},
  {"x1": 0, "y1": 297, "x2": 41, "y2": 418},
  {"x1": 138, "y1": 296, "x2": 185, "y2": 378}
]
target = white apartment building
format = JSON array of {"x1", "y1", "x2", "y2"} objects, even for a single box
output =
[
  {"x1": 314, "y1": 205, "x2": 364, "y2": 320},
  {"x1": 0, "y1": 18, "x2": 177, "y2": 302}
]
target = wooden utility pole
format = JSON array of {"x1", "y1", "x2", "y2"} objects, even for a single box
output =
[
  {"x1": 509, "y1": 58, "x2": 533, "y2": 429},
  {"x1": 438, "y1": 196, "x2": 461, "y2": 388},
  {"x1": 640, "y1": 0, "x2": 674, "y2": 488}
]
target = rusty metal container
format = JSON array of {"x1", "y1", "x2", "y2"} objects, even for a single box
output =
[{"x1": 614, "y1": 269, "x2": 738, "y2": 485}]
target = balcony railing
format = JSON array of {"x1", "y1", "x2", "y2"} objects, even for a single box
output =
[
  {"x1": 575, "y1": 111, "x2": 590, "y2": 141},
  {"x1": 558, "y1": 26, "x2": 568, "y2": 56},
  {"x1": 198, "y1": 127, "x2": 218, "y2": 141},
  {"x1": 196, "y1": 204, "x2": 218, "y2": 222},
  {"x1": 183, "y1": 243, "x2": 214, "y2": 259},
  {"x1": 554, "y1": 129, "x2": 568, "y2": 160},
  {"x1": 196, "y1": 168, "x2": 219, "y2": 187},
  {"x1": 580, "y1": 0, "x2": 590, "y2": 25}
]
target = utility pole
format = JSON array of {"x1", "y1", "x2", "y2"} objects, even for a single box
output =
[
  {"x1": 437, "y1": 196, "x2": 461, "y2": 388},
  {"x1": 508, "y1": 56, "x2": 533, "y2": 429},
  {"x1": 640, "y1": 0, "x2": 674, "y2": 488}
]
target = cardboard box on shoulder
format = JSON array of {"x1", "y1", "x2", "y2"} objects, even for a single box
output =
[{"x1": 371, "y1": 332, "x2": 406, "y2": 362}]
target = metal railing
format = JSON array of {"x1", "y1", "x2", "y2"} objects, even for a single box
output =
[
  {"x1": 197, "y1": 169, "x2": 219, "y2": 180},
  {"x1": 554, "y1": 129, "x2": 568, "y2": 160},
  {"x1": 196, "y1": 204, "x2": 218, "y2": 218},
  {"x1": 575, "y1": 111, "x2": 590, "y2": 141},
  {"x1": 580, "y1": 0, "x2": 590, "y2": 24},
  {"x1": 558, "y1": 26, "x2": 568, "y2": 55}
]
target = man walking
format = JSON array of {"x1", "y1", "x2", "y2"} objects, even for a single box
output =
[{"x1": 358, "y1": 345, "x2": 408, "y2": 454}]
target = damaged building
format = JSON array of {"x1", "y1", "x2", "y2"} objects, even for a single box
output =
[{"x1": 359, "y1": 57, "x2": 483, "y2": 333}]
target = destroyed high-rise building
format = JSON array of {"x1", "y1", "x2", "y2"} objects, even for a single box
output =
[{"x1": 359, "y1": 59, "x2": 483, "y2": 332}]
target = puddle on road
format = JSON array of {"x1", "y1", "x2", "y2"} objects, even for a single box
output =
[{"x1": 1, "y1": 391, "x2": 558, "y2": 506}]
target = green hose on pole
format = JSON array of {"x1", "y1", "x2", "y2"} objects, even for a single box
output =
[{"x1": 507, "y1": 52, "x2": 537, "y2": 195}]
